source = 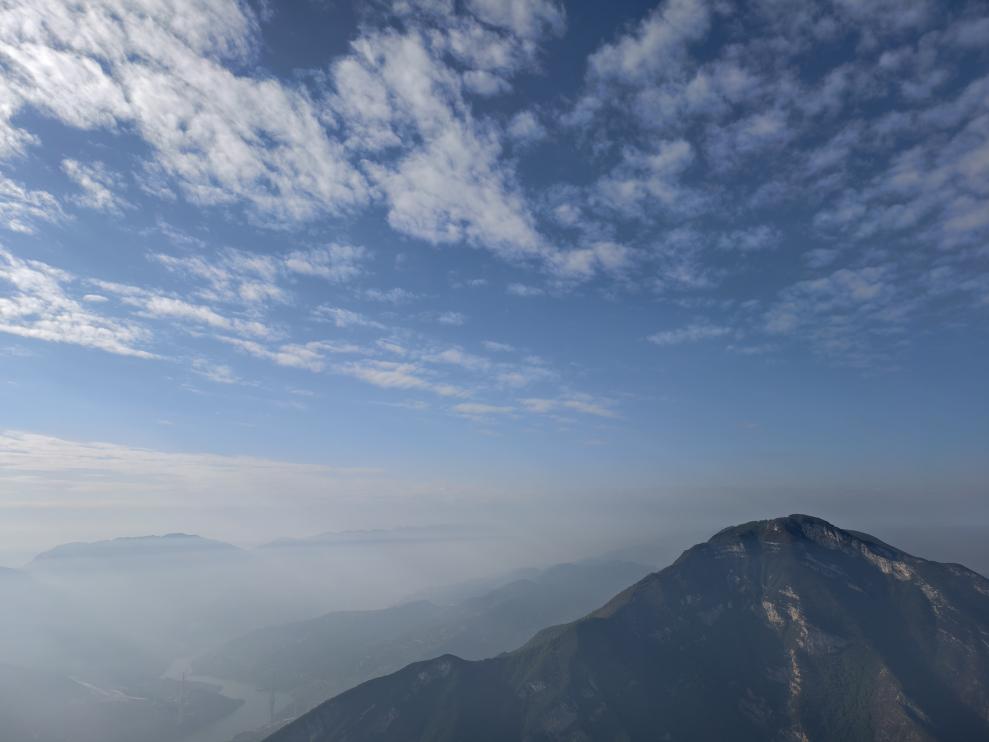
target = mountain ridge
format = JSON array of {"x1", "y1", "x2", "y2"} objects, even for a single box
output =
[
  {"x1": 192, "y1": 558, "x2": 652, "y2": 727},
  {"x1": 30, "y1": 533, "x2": 241, "y2": 564},
  {"x1": 267, "y1": 514, "x2": 989, "y2": 742}
]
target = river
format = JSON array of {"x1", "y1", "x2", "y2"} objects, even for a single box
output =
[{"x1": 163, "y1": 657, "x2": 291, "y2": 742}]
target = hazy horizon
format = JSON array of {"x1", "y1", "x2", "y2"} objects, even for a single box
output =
[{"x1": 3, "y1": 419, "x2": 987, "y2": 568}]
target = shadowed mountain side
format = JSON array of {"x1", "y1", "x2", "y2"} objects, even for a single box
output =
[
  {"x1": 266, "y1": 515, "x2": 989, "y2": 742},
  {"x1": 194, "y1": 560, "x2": 652, "y2": 716}
]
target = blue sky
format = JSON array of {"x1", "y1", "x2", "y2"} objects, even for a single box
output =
[{"x1": 0, "y1": 0, "x2": 987, "y2": 560}]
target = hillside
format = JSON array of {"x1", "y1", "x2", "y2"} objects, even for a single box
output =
[
  {"x1": 194, "y1": 559, "x2": 652, "y2": 716},
  {"x1": 267, "y1": 515, "x2": 989, "y2": 742}
]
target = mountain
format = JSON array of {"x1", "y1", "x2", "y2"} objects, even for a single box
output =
[
  {"x1": 267, "y1": 515, "x2": 989, "y2": 742},
  {"x1": 29, "y1": 533, "x2": 241, "y2": 567},
  {"x1": 401, "y1": 565, "x2": 542, "y2": 607},
  {"x1": 0, "y1": 565, "x2": 30, "y2": 585},
  {"x1": 195, "y1": 600, "x2": 447, "y2": 701},
  {"x1": 193, "y1": 560, "x2": 651, "y2": 717},
  {"x1": 23, "y1": 532, "x2": 343, "y2": 653}
]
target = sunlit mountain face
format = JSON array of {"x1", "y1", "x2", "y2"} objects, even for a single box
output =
[{"x1": 0, "y1": 1, "x2": 987, "y2": 741}]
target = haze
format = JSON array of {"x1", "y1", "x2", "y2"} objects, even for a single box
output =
[{"x1": 0, "y1": 0, "x2": 987, "y2": 740}]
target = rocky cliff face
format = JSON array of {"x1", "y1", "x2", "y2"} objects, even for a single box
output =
[{"x1": 267, "y1": 515, "x2": 989, "y2": 742}]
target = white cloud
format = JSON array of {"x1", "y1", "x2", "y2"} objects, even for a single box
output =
[
  {"x1": 507, "y1": 110, "x2": 547, "y2": 144},
  {"x1": 1, "y1": 1, "x2": 638, "y2": 287},
  {"x1": 0, "y1": 176, "x2": 63, "y2": 234},
  {"x1": 548, "y1": 241, "x2": 634, "y2": 281},
  {"x1": 0, "y1": 247, "x2": 153, "y2": 358},
  {"x1": 0, "y1": 78, "x2": 36, "y2": 159},
  {"x1": 507, "y1": 282, "x2": 544, "y2": 296},
  {"x1": 333, "y1": 27, "x2": 545, "y2": 261},
  {"x1": 192, "y1": 358, "x2": 241, "y2": 385},
  {"x1": 154, "y1": 243, "x2": 369, "y2": 318},
  {"x1": 376, "y1": 398, "x2": 430, "y2": 411},
  {"x1": 61, "y1": 159, "x2": 129, "y2": 212},
  {"x1": 284, "y1": 244, "x2": 368, "y2": 282},
  {"x1": 367, "y1": 121, "x2": 545, "y2": 260},
  {"x1": 587, "y1": 0, "x2": 708, "y2": 85},
  {"x1": 0, "y1": 429, "x2": 378, "y2": 516},
  {"x1": 0, "y1": 0, "x2": 367, "y2": 222},
  {"x1": 101, "y1": 288, "x2": 273, "y2": 340},
  {"x1": 3, "y1": 0, "x2": 980, "y2": 395},
  {"x1": 820, "y1": 74, "x2": 989, "y2": 249},
  {"x1": 377, "y1": 339, "x2": 409, "y2": 356},
  {"x1": 521, "y1": 394, "x2": 619, "y2": 419},
  {"x1": 331, "y1": 24, "x2": 605, "y2": 280},
  {"x1": 427, "y1": 347, "x2": 490, "y2": 370},
  {"x1": 495, "y1": 364, "x2": 553, "y2": 388},
  {"x1": 653, "y1": 228, "x2": 717, "y2": 291},
  {"x1": 437, "y1": 311, "x2": 467, "y2": 325},
  {"x1": 463, "y1": 69, "x2": 511, "y2": 96},
  {"x1": 804, "y1": 248, "x2": 840, "y2": 269},
  {"x1": 453, "y1": 402, "x2": 514, "y2": 417},
  {"x1": 706, "y1": 107, "x2": 792, "y2": 167},
  {"x1": 466, "y1": 0, "x2": 565, "y2": 40},
  {"x1": 833, "y1": 0, "x2": 934, "y2": 32},
  {"x1": 648, "y1": 322, "x2": 730, "y2": 346},
  {"x1": 335, "y1": 359, "x2": 468, "y2": 397},
  {"x1": 717, "y1": 226, "x2": 781, "y2": 252},
  {"x1": 440, "y1": 16, "x2": 530, "y2": 78},
  {"x1": 764, "y1": 264, "x2": 915, "y2": 366},
  {"x1": 804, "y1": 123, "x2": 863, "y2": 176},
  {"x1": 153, "y1": 249, "x2": 286, "y2": 307},
  {"x1": 314, "y1": 306, "x2": 385, "y2": 329},
  {"x1": 766, "y1": 266, "x2": 895, "y2": 334},
  {"x1": 596, "y1": 140, "x2": 699, "y2": 217},
  {"x1": 364, "y1": 287, "x2": 418, "y2": 303},
  {"x1": 223, "y1": 337, "x2": 335, "y2": 372}
]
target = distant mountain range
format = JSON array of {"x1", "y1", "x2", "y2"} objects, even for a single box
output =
[
  {"x1": 23, "y1": 525, "x2": 483, "y2": 565},
  {"x1": 194, "y1": 559, "x2": 652, "y2": 721},
  {"x1": 29, "y1": 534, "x2": 242, "y2": 566},
  {"x1": 267, "y1": 515, "x2": 989, "y2": 742}
]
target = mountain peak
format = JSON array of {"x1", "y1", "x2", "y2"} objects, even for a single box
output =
[
  {"x1": 713, "y1": 513, "x2": 843, "y2": 541},
  {"x1": 269, "y1": 517, "x2": 989, "y2": 742},
  {"x1": 707, "y1": 514, "x2": 900, "y2": 556}
]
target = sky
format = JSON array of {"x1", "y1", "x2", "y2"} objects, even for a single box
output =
[{"x1": 0, "y1": 0, "x2": 987, "y2": 564}]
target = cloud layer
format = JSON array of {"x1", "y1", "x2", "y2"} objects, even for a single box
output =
[{"x1": 0, "y1": 0, "x2": 986, "y2": 464}]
